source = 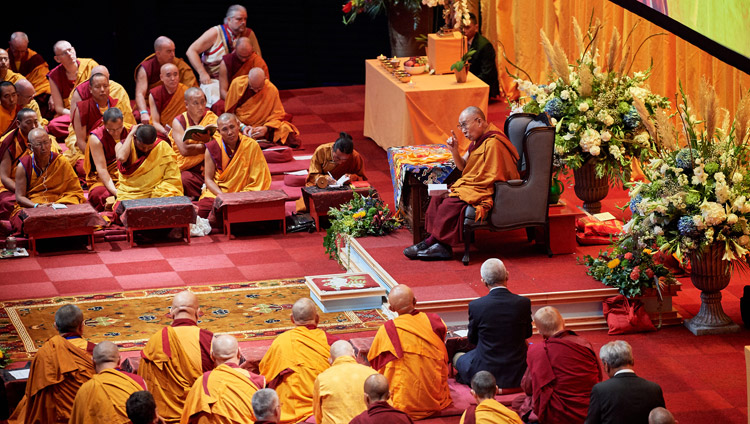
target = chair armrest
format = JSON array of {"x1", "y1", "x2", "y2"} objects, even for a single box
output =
[{"x1": 505, "y1": 179, "x2": 524, "y2": 186}]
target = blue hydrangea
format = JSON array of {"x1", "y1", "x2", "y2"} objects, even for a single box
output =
[
  {"x1": 629, "y1": 194, "x2": 643, "y2": 214},
  {"x1": 544, "y1": 97, "x2": 565, "y2": 119},
  {"x1": 675, "y1": 148, "x2": 699, "y2": 170},
  {"x1": 678, "y1": 216, "x2": 698, "y2": 236},
  {"x1": 623, "y1": 106, "x2": 640, "y2": 130}
]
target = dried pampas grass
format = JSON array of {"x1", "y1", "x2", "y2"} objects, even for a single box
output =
[
  {"x1": 618, "y1": 43, "x2": 631, "y2": 76},
  {"x1": 540, "y1": 29, "x2": 570, "y2": 85},
  {"x1": 699, "y1": 77, "x2": 718, "y2": 140},
  {"x1": 606, "y1": 28, "x2": 621, "y2": 73},
  {"x1": 654, "y1": 108, "x2": 677, "y2": 152},
  {"x1": 735, "y1": 95, "x2": 750, "y2": 145},
  {"x1": 578, "y1": 65, "x2": 594, "y2": 98},
  {"x1": 572, "y1": 17, "x2": 585, "y2": 59}
]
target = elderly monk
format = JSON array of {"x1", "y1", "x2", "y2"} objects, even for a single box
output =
[
  {"x1": 7, "y1": 32, "x2": 50, "y2": 97},
  {"x1": 460, "y1": 371, "x2": 523, "y2": 424},
  {"x1": 10, "y1": 127, "x2": 83, "y2": 234},
  {"x1": 252, "y1": 389, "x2": 281, "y2": 424},
  {"x1": 350, "y1": 374, "x2": 414, "y2": 424},
  {"x1": 0, "y1": 49, "x2": 24, "y2": 86},
  {"x1": 196, "y1": 113, "x2": 271, "y2": 219},
  {"x1": 0, "y1": 81, "x2": 20, "y2": 134},
  {"x1": 226, "y1": 67, "x2": 301, "y2": 148},
  {"x1": 149, "y1": 64, "x2": 188, "y2": 138},
  {"x1": 135, "y1": 36, "x2": 197, "y2": 125},
  {"x1": 516, "y1": 306, "x2": 602, "y2": 424},
  {"x1": 259, "y1": 298, "x2": 336, "y2": 424},
  {"x1": 218, "y1": 37, "x2": 268, "y2": 101},
  {"x1": 186, "y1": 4, "x2": 262, "y2": 85},
  {"x1": 15, "y1": 79, "x2": 46, "y2": 127},
  {"x1": 368, "y1": 284, "x2": 452, "y2": 420},
  {"x1": 404, "y1": 106, "x2": 520, "y2": 260},
  {"x1": 46, "y1": 40, "x2": 98, "y2": 138},
  {"x1": 8, "y1": 305, "x2": 95, "y2": 424},
  {"x1": 69, "y1": 341, "x2": 147, "y2": 424},
  {"x1": 138, "y1": 290, "x2": 214, "y2": 424},
  {"x1": 127, "y1": 391, "x2": 167, "y2": 424},
  {"x1": 181, "y1": 334, "x2": 265, "y2": 424},
  {"x1": 115, "y1": 124, "x2": 183, "y2": 202},
  {"x1": 313, "y1": 340, "x2": 378, "y2": 424},
  {"x1": 86, "y1": 108, "x2": 130, "y2": 211}
]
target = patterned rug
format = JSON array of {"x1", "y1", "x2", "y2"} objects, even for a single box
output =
[{"x1": 0, "y1": 278, "x2": 388, "y2": 361}]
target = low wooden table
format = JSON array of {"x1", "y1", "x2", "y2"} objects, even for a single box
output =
[
  {"x1": 301, "y1": 186, "x2": 374, "y2": 231},
  {"x1": 542, "y1": 201, "x2": 586, "y2": 255},
  {"x1": 214, "y1": 190, "x2": 289, "y2": 239},
  {"x1": 116, "y1": 196, "x2": 196, "y2": 247},
  {"x1": 19, "y1": 203, "x2": 105, "y2": 255}
]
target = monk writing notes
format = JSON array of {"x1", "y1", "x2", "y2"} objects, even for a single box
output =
[
  {"x1": 86, "y1": 107, "x2": 129, "y2": 211},
  {"x1": 69, "y1": 341, "x2": 148, "y2": 424},
  {"x1": 9, "y1": 305, "x2": 95, "y2": 424},
  {"x1": 404, "y1": 106, "x2": 520, "y2": 260},
  {"x1": 227, "y1": 67, "x2": 302, "y2": 148},
  {"x1": 127, "y1": 391, "x2": 167, "y2": 424},
  {"x1": 460, "y1": 371, "x2": 523, "y2": 424},
  {"x1": 7, "y1": 32, "x2": 50, "y2": 98},
  {"x1": 149, "y1": 64, "x2": 188, "y2": 138},
  {"x1": 367, "y1": 285, "x2": 452, "y2": 420},
  {"x1": 312, "y1": 340, "x2": 378, "y2": 424},
  {"x1": 46, "y1": 41, "x2": 98, "y2": 138},
  {"x1": 251, "y1": 389, "x2": 282, "y2": 424},
  {"x1": 138, "y1": 290, "x2": 214, "y2": 424},
  {"x1": 115, "y1": 124, "x2": 183, "y2": 201},
  {"x1": 181, "y1": 334, "x2": 266, "y2": 424},
  {"x1": 349, "y1": 373, "x2": 414, "y2": 424},
  {"x1": 0, "y1": 81, "x2": 20, "y2": 134},
  {"x1": 259, "y1": 298, "x2": 336, "y2": 424},
  {"x1": 219, "y1": 37, "x2": 268, "y2": 101}
]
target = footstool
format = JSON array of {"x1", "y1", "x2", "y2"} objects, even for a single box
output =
[
  {"x1": 19, "y1": 203, "x2": 105, "y2": 255},
  {"x1": 115, "y1": 196, "x2": 196, "y2": 247},
  {"x1": 214, "y1": 190, "x2": 289, "y2": 239}
]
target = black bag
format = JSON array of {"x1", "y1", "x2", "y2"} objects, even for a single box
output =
[{"x1": 286, "y1": 213, "x2": 315, "y2": 233}]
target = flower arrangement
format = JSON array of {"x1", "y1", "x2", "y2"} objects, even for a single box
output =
[
  {"x1": 342, "y1": 0, "x2": 470, "y2": 30},
  {"x1": 512, "y1": 18, "x2": 670, "y2": 185},
  {"x1": 0, "y1": 346, "x2": 11, "y2": 369},
  {"x1": 583, "y1": 245, "x2": 677, "y2": 298},
  {"x1": 323, "y1": 191, "x2": 401, "y2": 264}
]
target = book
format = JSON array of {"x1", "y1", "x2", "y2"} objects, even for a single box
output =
[
  {"x1": 592, "y1": 212, "x2": 616, "y2": 221},
  {"x1": 183, "y1": 124, "x2": 218, "y2": 142},
  {"x1": 428, "y1": 183, "x2": 449, "y2": 196}
]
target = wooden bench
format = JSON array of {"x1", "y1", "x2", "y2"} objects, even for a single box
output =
[
  {"x1": 115, "y1": 196, "x2": 196, "y2": 247},
  {"x1": 214, "y1": 190, "x2": 290, "y2": 239},
  {"x1": 19, "y1": 203, "x2": 105, "y2": 255}
]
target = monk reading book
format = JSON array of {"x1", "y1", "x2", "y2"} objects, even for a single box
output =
[
  {"x1": 7, "y1": 32, "x2": 50, "y2": 98},
  {"x1": 86, "y1": 107, "x2": 130, "y2": 211},
  {"x1": 46, "y1": 40, "x2": 98, "y2": 138},
  {"x1": 148, "y1": 63, "x2": 188, "y2": 138}
]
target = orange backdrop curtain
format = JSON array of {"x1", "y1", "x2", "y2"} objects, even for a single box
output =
[{"x1": 481, "y1": 0, "x2": 750, "y2": 117}]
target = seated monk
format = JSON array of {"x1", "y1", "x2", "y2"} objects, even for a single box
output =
[
  {"x1": 69, "y1": 65, "x2": 134, "y2": 122},
  {"x1": 0, "y1": 49, "x2": 23, "y2": 86},
  {"x1": 0, "y1": 81, "x2": 21, "y2": 134},
  {"x1": 460, "y1": 371, "x2": 523, "y2": 424},
  {"x1": 138, "y1": 290, "x2": 214, "y2": 424},
  {"x1": 169, "y1": 87, "x2": 217, "y2": 199},
  {"x1": 10, "y1": 127, "x2": 84, "y2": 235},
  {"x1": 181, "y1": 334, "x2": 266, "y2": 423},
  {"x1": 46, "y1": 40, "x2": 98, "y2": 138},
  {"x1": 7, "y1": 32, "x2": 50, "y2": 99},
  {"x1": 196, "y1": 113, "x2": 271, "y2": 219},
  {"x1": 115, "y1": 124, "x2": 183, "y2": 202},
  {"x1": 127, "y1": 391, "x2": 167, "y2": 424},
  {"x1": 350, "y1": 374, "x2": 414, "y2": 424},
  {"x1": 404, "y1": 106, "x2": 520, "y2": 260},
  {"x1": 135, "y1": 36, "x2": 197, "y2": 126},
  {"x1": 148, "y1": 63, "x2": 188, "y2": 139},
  {"x1": 15, "y1": 79, "x2": 47, "y2": 127},
  {"x1": 86, "y1": 108, "x2": 130, "y2": 211},
  {"x1": 8, "y1": 305, "x2": 95, "y2": 424},
  {"x1": 69, "y1": 341, "x2": 148, "y2": 423},
  {"x1": 367, "y1": 285, "x2": 452, "y2": 420},
  {"x1": 258, "y1": 298, "x2": 336, "y2": 424},
  {"x1": 219, "y1": 36, "x2": 268, "y2": 101},
  {"x1": 251, "y1": 389, "x2": 281, "y2": 424},
  {"x1": 227, "y1": 67, "x2": 301, "y2": 148}
]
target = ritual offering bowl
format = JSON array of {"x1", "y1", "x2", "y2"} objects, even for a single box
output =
[
  {"x1": 389, "y1": 58, "x2": 400, "y2": 68},
  {"x1": 404, "y1": 64, "x2": 426, "y2": 74},
  {"x1": 399, "y1": 74, "x2": 412, "y2": 83}
]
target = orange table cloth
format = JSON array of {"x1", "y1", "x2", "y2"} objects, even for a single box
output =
[{"x1": 363, "y1": 58, "x2": 489, "y2": 151}]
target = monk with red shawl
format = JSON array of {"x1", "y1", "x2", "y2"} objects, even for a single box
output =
[
  {"x1": 148, "y1": 63, "x2": 188, "y2": 138},
  {"x1": 85, "y1": 108, "x2": 130, "y2": 211},
  {"x1": 7, "y1": 33, "x2": 49, "y2": 97},
  {"x1": 46, "y1": 41, "x2": 98, "y2": 138},
  {"x1": 218, "y1": 37, "x2": 268, "y2": 101},
  {"x1": 460, "y1": 371, "x2": 523, "y2": 424},
  {"x1": 349, "y1": 373, "x2": 414, "y2": 424}
]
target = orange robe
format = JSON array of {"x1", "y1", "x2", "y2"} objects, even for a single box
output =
[
  {"x1": 180, "y1": 363, "x2": 265, "y2": 424},
  {"x1": 1, "y1": 69, "x2": 23, "y2": 85},
  {"x1": 368, "y1": 311, "x2": 453, "y2": 420},
  {"x1": 222, "y1": 51, "x2": 269, "y2": 82},
  {"x1": 138, "y1": 320, "x2": 214, "y2": 424},
  {"x1": 170, "y1": 111, "x2": 219, "y2": 172},
  {"x1": 0, "y1": 104, "x2": 21, "y2": 135},
  {"x1": 305, "y1": 142, "x2": 366, "y2": 186},
  {"x1": 459, "y1": 399, "x2": 523, "y2": 424},
  {"x1": 10, "y1": 152, "x2": 84, "y2": 220},
  {"x1": 69, "y1": 368, "x2": 147, "y2": 424},
  {"x1": 313, "y1": 355, "x2": 378, "y2": 424},
  {"x1": 225, "y1": 78, "x2": 299, "y2": 145},
  {"x1": 199, "y1": 134, "x2": 271, "y2": 200},
  {"x1": 8, "y1": 47, "x2": 50, "y2": 95},
  {"x1": 116, "y1": 139, "x2": 183, "y2": 201},
  {"x1": 151, "y1": 83, "x2": 188, "y2": 131},
  {"x1": 84, "y1": 124, "x2": 129, "y2": 191},
  {"x1": 258, "y1": 326, "x2": 333, "y2": 424},
  {"x1": 134, "y1": 54, "x2": 197, "y2": 91},
  {"x1": 9, "y1": 335, "x2": 95, "y2": 424}
]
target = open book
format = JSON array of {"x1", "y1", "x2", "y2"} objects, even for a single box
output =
[{"x1": 183, "y1": 124, "x2": 218, "y2": 142}]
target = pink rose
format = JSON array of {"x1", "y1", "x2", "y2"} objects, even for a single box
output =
[
  {"x1": 630, "y1": 266, "x2": 641, "y2": 281},
  {"x1": 645, "y1": 269, "x2": 654, "y2": 279},
  {"x1": 624, "y1": 252, "x2": 634, "y2": 260}
]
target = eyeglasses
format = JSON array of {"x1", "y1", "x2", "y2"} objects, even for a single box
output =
[{"x1": 457, "y1": 120, "x2": 473, "y2": 130}]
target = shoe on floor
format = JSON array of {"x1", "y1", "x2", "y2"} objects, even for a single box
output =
[
  {"x1": 416, "y1": 242, "x2": 453, "y2": 261},
  {"x1": 403, "y1": 241, "x2": 429, "y2": 259}
]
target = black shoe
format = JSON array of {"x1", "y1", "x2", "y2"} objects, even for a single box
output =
[
  {"x1": 404, "y1": 241, "x2": 429, "y2": 259},
  {"x1": 416, "y1": 243, "x2": 453, "y2": 261}
]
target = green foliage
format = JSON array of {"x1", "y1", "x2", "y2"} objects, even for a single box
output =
[
  {"x1": 581, "y1": 244, "x2": 676, "y2": 298},
  {"x1": 450, "y1": 49, "x2": 477, "y2": 72}
]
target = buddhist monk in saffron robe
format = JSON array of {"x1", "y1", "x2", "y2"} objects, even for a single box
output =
[
  {"x1": 368, "y1": 285, "x2": 452, "y2": 420},
  {"x1": 0, "y1": 49, "x2": 24, "y2": 88},
  {"x1": 138, "y1": 291, "x2": 214, "y2": 424},
  {"x1": 349, "y1": 374, "x2": 415, "y2": 424},
  {"x1": 259, "y1": 298, "x2": 336, "y2": 424},
  {"x1": 218, "y1": 37, "x2": 268, "y2": 101},
  {"x1": 227, "y1": 67, "x2": 301, "y2": 148},
  {"x1": 85, "y1": 108, "x2": 130, "y2": 211},
  {"x1": 69, "y1": 341, "x2": 148, "y2": 424},
  {"x1": 181, "y1": 335, "x2": 265, "y2": 424},
  {"x1": 8, "y1": 32, "x2": 50, "y2": 98},
  {"x1": 169, "y1": 88, "x2": 217, "y2": 199},
  {"x1": 460, "y1": 371, "x2": 523, "y2": 424},
  {"x1": 0, "y1": 81, "x2": 21, "y2": 134},
  {"x1": 10, "y1": 128, "x2": 84, "y2": 234},
  {"x1": 46, "y1": 40, "x2": 98, "y2": 138},
  {"x1": 251, "y1": 389, "x2": 282, "y2": 424},
  {"x1": 149, "y1": 63, "x2": 188, "y2": 138},
  {"x1": 15, "y1": 79, "x2": 47, "y2": 127},
  {"x1": 196, "y1": 113, "x2": 271, "y2": 219},
  {"x1": 115, "y1": 124, "x2": 183, "y2": 202},
  {"x1": 8, "y1": 304, "x2": 95, "y2": 424},
  {"x1": 404, "y1": 106, "x2": 520, "y2": 260}
]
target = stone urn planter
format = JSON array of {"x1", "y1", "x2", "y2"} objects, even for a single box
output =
[
  {"x1": 684, "y1": 243, "x2": 740, "y2": 335},
  {"x1": 573, "y1": 160, "x2": 609, "y2": 213}
]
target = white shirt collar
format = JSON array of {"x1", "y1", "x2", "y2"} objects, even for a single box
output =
[
  {"x1": 614, "y1": 369, "x2": 635, "y2": 376},
  {"x1": 489, "y1": 286, "x2": 508, "y2": 292}
]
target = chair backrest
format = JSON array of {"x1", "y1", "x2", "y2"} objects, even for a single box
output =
[{"x1": 503, "y1": 113, "x2": 535, "y2": 173}]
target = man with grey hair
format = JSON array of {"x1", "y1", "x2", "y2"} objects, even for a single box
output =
[
  {"x1": 252, "y1": 389, "x2": 281, "y2": 424},
  {"x1": 585, "y1": 340, "x2": 665, "y2": 424},
  {"x1": 454, "y1": 258, "x2": 531, "y2": 389}
]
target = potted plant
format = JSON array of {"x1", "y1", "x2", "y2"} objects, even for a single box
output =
[{"x1": 450, "y1": 49, "x2": 476, "y2": 83}]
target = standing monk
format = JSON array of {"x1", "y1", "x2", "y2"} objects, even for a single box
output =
[
  {"x1": 86, "y1": 108, "x2": 130, "y2": 211},
  {"x1": 138, "y1": 290, "x2": 214, "y2": 424},
  {"x1": 8, "y1": 305, "x2": 95, "y2": 424},
  {"x1": 218, "y1": 37, "x2": 268, "y2": 101},
  {"x1": 368, "y1": 284, "x2": 452, "y2": 420},
  {"x1": 7, "y1": 33, "x2": 50, "y2": 98},
  {"x1": 259, "y1": 298, "x2": 335, "y2": 424},
  {"x1": 46, "y1": 41, "x2": 98, "y2": 138},
  {"x1": 149, "y1": 64, "x2": 188, "y2": 139},
  {"x1": 69, "y1": 341, "x2": 148, "y2": 424},
  {"x1": 0, "y1": 81, "x2": 20, "y2": 134}
]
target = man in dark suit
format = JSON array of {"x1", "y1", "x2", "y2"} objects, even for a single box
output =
[
  {"x1": 585, "y1": 340, "x2": 665, "y2": 424},
  {"x1": 465, "y1": 13, "x2": 500, "y2": 99},
  {"x1": 454, "y1": 258, "x2": 532, "y2": 389}
]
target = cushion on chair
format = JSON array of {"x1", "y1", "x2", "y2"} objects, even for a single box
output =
[{"x1": 262, "y1": 146, "x2": 294, "y2": 163}]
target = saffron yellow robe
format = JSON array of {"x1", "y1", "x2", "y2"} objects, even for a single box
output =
[
  {"x1": 313, "y1": 355, "x2": 378, "y2": 424},
  {"x1": 0, "y1": 104, "x2": 21, "y2": 135},
  {"x1": 152, "y1": 83, "x2": 188, "y2": 131},
  {"x1": 459, "y1": 399, "x2": 523, "y2": 424},
  {"x1": 69, "y1": 368, "x2": 147, "y2": 424},
  {"x1": 258, "y1": 326, "x2": 332, "y2": 424},
  {"x1": 10, "y1": 152, "x2": 84, "y2": 219},
  {"x1": 0, "y1": 129, "x2": 58, "y2": 192},
  {"x1": 134, "y1": 55, "x2": 198, "y2": 91},
  {"x1": 51, "y1": 58, "x2": 98, "y2": 110},
  {"x1": 180, "y1": 363, "x2": 264, "y2": 424},
  {"x1": 1, "y1": 69, "x2": 23, "y2": 84},
  {"x1": 199, "y1": 134, "x2": 271, "y2": 200},
  {"x1": 9, "y1": 47, "x2": 50, "y2": 95},
  {"x1": 225, "y1": 77, "x2": 299, "y2": 145},
  {"x1": 170, "y1": 111, "x2": 219, "y2": 172},
  {"x1": 116, "y1": 140, "x2": 183, "y2": 201},
  {"x1": 24, "y1": 99, "x2": 48, "y2": 127}
]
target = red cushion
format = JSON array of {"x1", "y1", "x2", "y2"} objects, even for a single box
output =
[
  {"x1": 284, "y1": 173, "x2": 307, "y2": 187},
  {"x1": 262, "y1": 147, "x2": 294, "y2": 163}
]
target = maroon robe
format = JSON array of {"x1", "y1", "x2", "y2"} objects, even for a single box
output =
[
  {"x1": 349, "y1": 401, "x2": 414, "y2": 424},
  {"x1": 8, "y1": 49, "x2": 47, "y2": 76},
  {"x1": 137, "y1": 55, "x2": 162, "y2": 88},
  {"x1": 149, "y1": 84, "x2": 177, "y2": 115},
  {"x1": 87, "y1": 125, "x2": 127, "y2": 210},
  {"x1": 74, "y1": 95, "x2": 118, "y2": 138},
  {"x1": 47, "y1": 61, "x2": 78, "y2": 102},
  {"x1": 0, "y1": 128, "x2": 27, "y2": 219},
  {"x1": 222, "y1": 51, "x2": 269, "y2": 80}
]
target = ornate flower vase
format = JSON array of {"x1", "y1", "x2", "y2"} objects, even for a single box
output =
[
  {"x1": 684, "y1": 243, "x2": 740, "y2": 335},
  {"x1": 573, "y1": 160, "x2": 608, "y2": 213},
  {"x1": 549, "y1": 177, "x2": 564, "y2": 204},
  {"x1": 454, "y1": 66, "x2": 468, "y2": 83}
]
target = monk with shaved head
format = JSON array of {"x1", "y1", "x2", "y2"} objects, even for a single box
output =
[
  {"x1": 14, "y1": 79, "x2": 45, "y2": 127},
  {"x1": 259, "y1": 298, "x2": 337, "y2": 424},
  {"x1": 368, "y1": 284, "x2": 452, "y2": 420},
  {"x1": 148, "y1": 63, "x2": 188, "y2": 139},
  {"x1": 0, "y1": 48, "x2": 23, "y2": 86},
  {"x1": 350, "y1": 374, "x2": 414, "y2": 424},
  {"x1": 181, "y1": 335, "x2": 265, "y2": 423},
  {"x1": 70, "y1": 341, "x2": 148, "y2": 423},
  {"x1": 7, "y1": 32, "x2": 49, "y2": 99},
  {"x1": 218, "y1": 36, "x2": 268, "y2": 102},
  {"x1": 138, "y1": 290, "x2": 214, "y2": 424},
  {"x1": 0, "y1": 81, "x2": 19, "y2": 134}
]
